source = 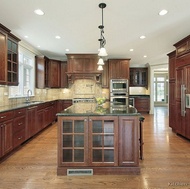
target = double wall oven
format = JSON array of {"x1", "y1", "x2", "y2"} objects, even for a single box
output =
[{"x1": 110, "y1": 79, "x2": 129, "y2": 107}]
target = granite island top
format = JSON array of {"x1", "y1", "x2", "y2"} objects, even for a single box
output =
[{"x1": 57, "y1": 102, "x2": 141, "y2": 116}]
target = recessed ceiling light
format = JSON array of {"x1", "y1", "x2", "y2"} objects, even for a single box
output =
[
  {"x1": 129, "y1": 49, "x2": 134, "y2": 52},
  {"x1": 159, "y1": 9, "x2": 168, "y2": 16},
  {"x1": 37, "y1": 45, "x2": 41, "y2": 48},
  {"x1": 24, "y1": 35, "x2": 28, "y2": 38},
  {"x1": 140, "y1": 35, "x2": 146, "y2": 39},
  {"x1": 55, "y1": 36, "x2": 61, "y2": 39},
  {"x1": 65, "y1": 49, "x2": 70, "y2": 52},
  {"x1": 144, "y1": 55, "x2": 147, "y2": 58},
  {"x1": 34, "y1": 9, "x2": 44, "y2": 15}
]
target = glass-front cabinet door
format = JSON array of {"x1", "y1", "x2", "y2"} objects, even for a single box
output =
[
  {"x1": 89, "y1": 116, "x2": 118, "y2": 166},
  {"x1": 58, "y1": 117, "x2": 89, "y2": 166}
]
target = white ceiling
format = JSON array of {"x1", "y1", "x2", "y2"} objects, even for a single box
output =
[{"x1": 1, "y1": 0, "x2": 190, "y2": 66}]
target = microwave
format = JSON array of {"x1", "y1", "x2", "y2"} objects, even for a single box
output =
[
  {"x1": 110, "y1": 79, "x2": 128, "y2": 93},
  {"x1": 110, "y1": 96, "x2": 129, "y2": 106}
]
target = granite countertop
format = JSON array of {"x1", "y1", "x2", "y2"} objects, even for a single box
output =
[
  {"x1": 57, "y1": 102, "x2": 141, "y2": 116},
  {"x1": 129, "y1": 94, "x2": 150, "y2": 98}
]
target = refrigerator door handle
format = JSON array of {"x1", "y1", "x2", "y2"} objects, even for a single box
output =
[{"x1": 181, "y1": 84, "x2": 186, "y2": 117}]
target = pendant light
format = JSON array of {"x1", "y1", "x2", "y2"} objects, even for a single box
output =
[{"x1": 97, "y1": 3, "x2": 108, "y2": 70}]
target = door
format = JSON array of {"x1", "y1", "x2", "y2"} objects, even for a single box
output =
[{"x1": 89, "y1": 116, "x2": 118, "y2": 166}]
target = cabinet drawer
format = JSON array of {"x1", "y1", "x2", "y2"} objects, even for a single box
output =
[
  {"x1": 14, "y1": 108, "x2": 26, "y2": 117},
  {"x1": 13, "y1": 116, "x2": 26, "y2": 133},
  {"x1": 0, "y1": 111, "x2": 14, "y2": 122},
  {"x1": 13, "y1": 129, "x2": 25, "y2": 148}
]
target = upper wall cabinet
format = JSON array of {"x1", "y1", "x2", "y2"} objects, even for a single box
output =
[
  {"x1": 108, "y1": 59, "x2": 130, "y2": 80},
  {"x1": 35, "y1": 56, "x2": 62, "y2": 88},
  {"x1": 174, "y1": 35, "x2": 190, "y2": 57},
  {"x1": 129, "y1": 68, "x2": 148, "y2": 88},
  {"x1": 0, "y1": 24, "x2": 20, "y2": 86}
]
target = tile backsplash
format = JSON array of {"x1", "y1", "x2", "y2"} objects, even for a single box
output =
[{"x1": 0, "y1": 79, "x2": 109, "y2": 107}]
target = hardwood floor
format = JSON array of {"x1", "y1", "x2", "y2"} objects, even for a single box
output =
[{"x1": 0, "y1": 107, "x2": 190, "y2": 189}]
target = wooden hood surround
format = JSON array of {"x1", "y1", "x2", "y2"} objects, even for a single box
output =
[{"x1": 66, "y1": 54, "x2": 102, "y2": 84}]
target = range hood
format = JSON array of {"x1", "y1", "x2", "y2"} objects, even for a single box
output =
[{"x1": 66, "y1": 72, "x2": 102, "y2": 84}]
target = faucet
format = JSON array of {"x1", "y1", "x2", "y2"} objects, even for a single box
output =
[{"x1": 26, "y1": 89, "x2": 32, "y2": 102}]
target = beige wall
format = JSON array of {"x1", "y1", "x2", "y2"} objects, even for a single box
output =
[{"x1": 0, "y1": 79, "x2": 110, "y2": 107}]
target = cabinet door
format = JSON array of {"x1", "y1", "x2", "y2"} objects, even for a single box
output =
[
  {"x1": 48, "y1": 60, "x2": 61, "y2": 88},
  {"x1": 58, "y1": 116, "x2": 89, "y2": 166},
  {"x1": 135, "y1": 97, "x2": 150, "y2": 113},
  {"x1": 109, "y1": 60, "x2": 120, "y2": 79},
  {"x1": 0, "y1": 119, "x2": 13, "y2": 156},
  {"x1": 101, "y1": 60, "x2": 109, "y2": 88},
  {"x1": 89, "y1": 116, "x2": 118, "y2": 166},
  {"x1": 119, "y1": 116, "x2": 139, "y2": 167},
  {"x1": 60, "y1": 61, "x2": 68, "y2": 88},
  {"x1": 0, "y1": 29, "x2": 7, "y2": 84},
  {"x1": 120, "y1": 60, "x2": 129, "y2": 79},
  {"x1": 7, "y1": 38, "x2": 19, "y2": 85},
  {"x1": 26, "y1": 106, "x2": 37, "y2": 139},
  {"x1": 169, "y1": 81, "x2": 176, "y2": 130}
]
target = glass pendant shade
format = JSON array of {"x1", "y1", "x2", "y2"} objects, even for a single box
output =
[
  {"x1": 97, "y1": 58, "x2": 104, "y2": 65},
  {"x1": 97, "y1": 65, "x2": 103, "y2": 71},
  {"x1": 98, "y1": 47, "x2": 108, "y2": 56}
]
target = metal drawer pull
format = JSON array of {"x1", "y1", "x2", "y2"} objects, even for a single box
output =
[
  {"x1": 1, "y1": 116, "x2": 6, "y2": 119},
  {"x1": 18, "y1": 122, "x2": 23, "y2": 125},
  {"x1": 18, "y1": 137, "x2": 23, "y2": 140}
]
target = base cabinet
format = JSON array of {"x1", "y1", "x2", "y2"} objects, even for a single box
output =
[{"x1": 57, "y1": 115, "x2": 140, "y2": 175}]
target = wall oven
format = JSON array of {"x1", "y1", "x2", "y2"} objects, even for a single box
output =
[
  {"x1": 110, "y1": 79, "x2": 128, "y2": 93},
  {"x1": 110, "y1": 93, "x2": 129, "y2": 106}
]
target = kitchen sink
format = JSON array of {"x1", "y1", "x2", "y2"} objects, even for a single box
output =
[{"x1": 23, "y1": 101, "x2": 44, "y2": 104}]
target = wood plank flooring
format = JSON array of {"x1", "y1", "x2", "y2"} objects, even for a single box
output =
[{"x1": 0, "y1": 107, "x2": 190, "y2": 189}]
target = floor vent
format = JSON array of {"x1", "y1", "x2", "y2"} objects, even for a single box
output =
[{"x1": 67, "y1": 169, "x2": 93, "y2": 176}]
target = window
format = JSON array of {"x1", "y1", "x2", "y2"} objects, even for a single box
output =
[
  {"x1": 154, "y1": 74, "x2": 168, "y2": 103},
  {"x1": 9, "y1": 46, "x2": 35, "y2": 98}
]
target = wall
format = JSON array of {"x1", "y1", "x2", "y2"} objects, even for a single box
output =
[{"x1": 0, "y1": 79, "x2": 109, "y2": 107}]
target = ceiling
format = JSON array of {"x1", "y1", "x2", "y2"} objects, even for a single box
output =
[{"x1": 1, "y1": 0, "x2": 190, "y2": 67}]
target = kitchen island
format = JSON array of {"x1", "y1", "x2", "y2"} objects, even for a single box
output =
[{"x1": 57, "y1": 102, "x2": 141, "y2": 175}]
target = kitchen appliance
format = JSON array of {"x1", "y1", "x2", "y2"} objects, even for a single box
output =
[
  {"x1": 110, "y1": 79, "x2": 128, "y2": 93},
  {"x1": 110, "y1": 79, "x2": 129, "y2": 107},
  {"x1": 110, "y1": 93, "x2": 128, "y2": 106},
  {"x1": 129, "y1": 97, "x2": 135, "y2": 107},
  {"x1": 72, "y1": 98, "x2": 96, "y2": 104}
]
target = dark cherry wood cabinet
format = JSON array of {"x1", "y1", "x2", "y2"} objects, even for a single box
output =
[
  {"x1": 168, "y1": 51, "x2": 176, "y2": 131},
  {"x1": 0, "y1": 111, "x2": 14, "y2": 158},
  {"x1": 168, "y1": 35, "x2": 190, "y2": 140},
  {"x1": 0, "y1": 24, "x2": 20, "y2": 86},
  {"x1": 13, "y1": 108, "x2": 26, "y2": 148},
  {"x1": 133, "y1": 96, "x2": 150, "y2": 113},
  {"x1": 57, "y1": 100, "x2": 72, "y2": 113},
  {"x1": 60, "y1": 61, "x2": 68, "y2": 88},
  {"x1": 48, "y1": 59, "x2": 61, "y2": 88},
  {"x1": 119, "y1": 116, "x2": 139, "y2": 167},
  {"x1": 36, "y1": 56, "x2": 62, "y2": 88},
  {"x1": 26, "y1": 106, "x2": 37, "y2": 140},
  {"x1": 66, "y1": 54, "x2": 99, "y2": 73},
  {"x1": 57, "y1": 115, "x2": 140, "y2": 175},
  {"x1": 130, "y1": 68, "x2": 148, "y2": 88},
  {"x1": 66, "y1": 54, "x2": 102, "y2": 84},
  {"x1": 108, "y1": 59, "x2": 130, "y2": 79}
]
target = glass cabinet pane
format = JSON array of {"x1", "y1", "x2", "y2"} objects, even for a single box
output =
[
  {"x1": 93, "y1": 149, "x2": 102, "y2": 162},
  {"x1": 74, "y1": 135, "x2": 84, "y2": 147},
  {"x1": 63, "y1": 149, "x2": 72, "y2": 162},
  {"x1": 92, "y1": 120, "x2": 102, "y2": 133},
  {"x1": 104, "y1": 150, "x2": 114, "y2": 162},
  {"x1": 104, "y1": 121, "x2": 114, "y2": 133},
  {"x1": 74, "y1": 149, "x2": 84, "y2": 162},
  {"x1": 104, "y1": 135, "x2": 114, "y2": 147},
  {"x1": 93, "y1": 135, "x2": 102, "y2": 147},
  {"x1": 63, "y1": 121, "x2": 72, "y2": 133},
  {"x1": 63, "y1": 135, "x2": 72, "y2": 147},
  {"x1": 74, "y1": 120, "x2": 84, "y2": 133}
]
